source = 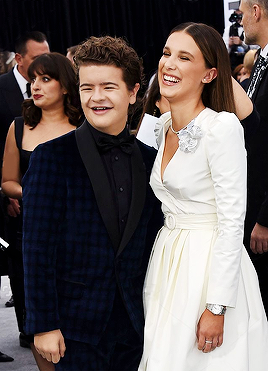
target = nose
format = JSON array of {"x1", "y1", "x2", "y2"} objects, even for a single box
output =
[
  {"x1": 32, "y1": 79, "x2": 40, "y2": 91},
  {"x1": 164, "y1": 56, "x2": 176, "y2": 70},
  {"x1": 91, "y1": 87, "x2": 105, "y2": 101}
]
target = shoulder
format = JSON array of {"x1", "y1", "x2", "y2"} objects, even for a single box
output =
[
  {"x1": 198, "y1": 108, "x2": 243, "y2": 136},
  {"x1": 0, "y1": 69, "x2": 16, "y2": 88},
  {"x1": 34, "y1": 130, "x2": 77, "y2": 158},
  {"x1": 197, "y1": 109, "x2": 245, "y2": 154}
]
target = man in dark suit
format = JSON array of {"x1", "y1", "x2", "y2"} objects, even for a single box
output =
[
  {"x1": 0, "y1": 31, "x2": 49, "y2": 163},
  {"x1": 22, "y1": 36, "x2": 162, "y2": 371},
  {"x1": 240, "y1": 0, "x2": 268, "y2": 315},
  {"x1": 0, "y1": 31, "x2": 49, "y2": 347}
]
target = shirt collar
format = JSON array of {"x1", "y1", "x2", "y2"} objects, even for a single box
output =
[
  {"x1": 13, "y1": 64, "x2": 29, "y2": 98},
  {"x1": 260, "y1": 44, "x2": 268, "y2": 58},
  {"x1": 87, "y1": 121, "x2": 130, "y2": 144}
]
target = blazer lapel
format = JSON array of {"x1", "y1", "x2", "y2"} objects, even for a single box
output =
[
  {"x1": 117, "y1": 141, "x2": 147, "y2": 256},
  {"x1": 75, "y1": 122, "x2": 120, "y2": 251}
]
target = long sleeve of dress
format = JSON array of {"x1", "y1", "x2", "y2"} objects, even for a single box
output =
[{"x1": 205, "y1": 112, "x2": 247, "y2": 307}]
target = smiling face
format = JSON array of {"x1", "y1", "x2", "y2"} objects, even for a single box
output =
[
  {"x1": 31, "y1": 74, "x2": 66, "y2": 110},
  {"x1": 158, "y1": 31, "x2": 216, "y2": 106},
  {"x1": 79, "y1": 64, "x2": 139, "y2": 135}
]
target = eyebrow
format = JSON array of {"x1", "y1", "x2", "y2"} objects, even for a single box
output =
[
  {"x1": 164, "y1": 46, "x2": 195, "y2": 59},
  {"x1": 79, "y1": 82, "x2": 119, "y2": 88}
]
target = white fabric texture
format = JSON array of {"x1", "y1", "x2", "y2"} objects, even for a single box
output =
[{"x1": 139, "y1": 108, "x2": 268, "y2": 371}]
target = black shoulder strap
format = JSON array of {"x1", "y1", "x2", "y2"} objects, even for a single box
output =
[{"x1": 14, "y1": 116, "x2": 24, "y2": 150}]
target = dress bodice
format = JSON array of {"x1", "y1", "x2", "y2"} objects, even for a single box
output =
[{"x1": 150, "y1": 108, "x2": 247, "y2": 217}]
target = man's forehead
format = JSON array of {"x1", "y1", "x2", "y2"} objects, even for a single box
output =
[{"x1": 25, "y1": 40, "x2": 49, "y2": 57}]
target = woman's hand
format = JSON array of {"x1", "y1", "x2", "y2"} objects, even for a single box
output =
[
  {"x1": 7, "y1": 198, "x2": 20, "y2": 217},
  {"x1": 196, "y1": 309, "x2": 224, "y2": 353}
]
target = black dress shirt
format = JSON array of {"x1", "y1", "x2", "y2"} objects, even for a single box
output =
[{"x1": 88, "y1": 123, "x2": 132, "y2": 238}]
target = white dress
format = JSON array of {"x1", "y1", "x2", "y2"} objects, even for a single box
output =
[{"x1": 138, "y1": 108, "x2": 268, "y2": 371}]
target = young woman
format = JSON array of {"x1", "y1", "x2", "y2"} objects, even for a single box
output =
[
  {"x1": 138, "y1": 23, "x2": 268, "y2": 371},
  {"x1": 1, "y1": 52, "x2": 82, "y2": 371}
]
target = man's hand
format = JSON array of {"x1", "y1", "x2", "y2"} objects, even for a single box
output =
[
  {"x1": 231, "y1": 36, "x2": 242, "y2": 45},
  {"x1": 250, "y1": 223, "x2": 268, "y2": 254},
  {"x1": 34, "y1": 329, "x2": 66, "y2": 364},
  {"x1": 7, "y1": 198, "x2": 20, "y2": 217}
]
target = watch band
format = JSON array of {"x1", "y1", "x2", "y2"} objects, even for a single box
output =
[{"x1": 206, "y1": 303, "x2": 226, "y2": 315}]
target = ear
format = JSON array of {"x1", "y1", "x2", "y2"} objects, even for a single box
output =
[
  {"x1": 253, "y1": 4, "x2": 261, "y2": 21},
  {"x1": 202, "y1": 68, "x2": 217, "y2": 84},
  {"x1": 15, "y1": 53, "x2": 22, "y2": 66},
  {"x1": 129, "y1": 83, "x2": 140, "y2": 105}
]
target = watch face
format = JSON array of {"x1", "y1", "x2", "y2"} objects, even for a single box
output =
[
  {"x1": 213, "y1": 304, "x2": 222, "y2": 314},
  {"x1": 206, "y1": 304, "x2": 226, "y2": 315}
]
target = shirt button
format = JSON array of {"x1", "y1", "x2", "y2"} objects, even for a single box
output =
[
  {"x1": 119, "y1": 187, "x2": 124, "y2": 192},
  {"x1": 115, "y1": 156, "x2": 119, "y2": 161},
  {"x1": 121, "y1": 219, "x2": 125, "y2": 223}
]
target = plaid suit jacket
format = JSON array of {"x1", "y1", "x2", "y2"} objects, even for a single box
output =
[{"x1": 22, "y1": 121, "x2": 162, "y2": 345}]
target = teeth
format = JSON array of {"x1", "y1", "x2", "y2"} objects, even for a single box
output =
[
  {"x1": 93, "y1": 107, "x2": 107, "y2": 110},
  {"x1": 164, "y1": 75, "x2": 179, "y2": 83}
]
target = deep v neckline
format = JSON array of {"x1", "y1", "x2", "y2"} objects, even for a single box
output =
[
  {"x1": 159, "y1": 108, "x2": 205, "y2": 182},
  {"x1": 160, "y1": 127, "x2": 179, "y2": 182}
]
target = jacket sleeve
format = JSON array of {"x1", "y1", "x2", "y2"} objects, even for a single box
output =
[
  {"x1": 205, "y1": 112, "x2": 247, "y2": 307},
  {"x1": 22, "y1": 142, "x2": 66, "y2": 335}
]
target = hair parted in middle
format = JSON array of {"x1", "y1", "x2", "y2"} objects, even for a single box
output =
[
  {"x1": 74, "y1": 35, "x2": 145, "y2": 91},
  {"x1": 169, "y1": 22, "x2": 236, "y2": 114}
]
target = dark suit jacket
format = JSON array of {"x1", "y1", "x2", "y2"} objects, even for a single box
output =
[
  {"x1": 0, "y1": 68, "x2": 24, "y2": 160},
  {"x1": 245, "y1": 60, "x2": 268, "y2": 239},
  {"x1": 22, "y1": 121, "x2": 162, "y2": 345}
]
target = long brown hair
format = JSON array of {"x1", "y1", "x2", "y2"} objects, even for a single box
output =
[
  {"x1": 169, "y1": 23, "x2": 236, "y2": 114},
  {"x1": 22, "y1": 52, "x2": 82, "y2": 128}
]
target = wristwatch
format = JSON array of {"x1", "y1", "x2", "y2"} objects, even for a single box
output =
[{"x1": 206, "y1": 303, "x2": 226, "y2": 315}]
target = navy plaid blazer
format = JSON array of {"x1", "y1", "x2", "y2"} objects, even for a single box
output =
[{"x1": 22, "y1": 122, "x2": 162, "y2": 345}]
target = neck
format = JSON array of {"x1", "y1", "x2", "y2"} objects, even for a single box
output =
[
  {"x1": 40, "y1": 106, "x2": 68, "y2": 125},
  {"x1": 17, "y1": 66, "x2": 29, "y2": 82},
  {"x1": 169, "y1": 100, "x2": 205, "y2": 131}
]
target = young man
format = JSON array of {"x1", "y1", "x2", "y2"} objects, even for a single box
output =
[
  {"x1": 239, "y1": 0, "x2": 268, "y2": 316},
  {"x1": 22, "y1": 36, "x2": 162, "y2": 371}
]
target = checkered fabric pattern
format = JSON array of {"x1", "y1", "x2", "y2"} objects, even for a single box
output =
[{"x1": 22, "y1": 131, "x2": 161, "y2": 345}]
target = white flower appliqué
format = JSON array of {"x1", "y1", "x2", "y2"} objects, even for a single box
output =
[{"x1": 171, "y1": 119, "x2": 202, "y2": 153}]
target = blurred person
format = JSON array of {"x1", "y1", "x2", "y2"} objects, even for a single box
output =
[
  {"x1": 0, "y1": 50, "x2": 15, "y2": 75},
  {"x1": 223, "y1": 9, "x2": 250, "y2": 70},
  {"x1": 136, "y1": 72, "x2": 170, "y2": 148},
  {"x1": 1, "y1": 52, "x2": 82, "y2": 371},
  {"x1": 0, "y1": 31, "x2": 49, "y2": 162},
  {"x1": 240, "y1": 49, "x2": 257, "y2": 90},
  {"x1": 138, "y1": 22, "x2": 268, "y2": 371},
  {"x1": 0, "y1": 274, "x2": 14, "y2": 362},
  {"x1": 0, "y1": 30, "x2": 49, "y2": 340},
  {"x1": 22, "y1": 36, "x2": 162, "y2": 371},
  {"x1": 66, "y1": 45, "x2": 78, "y2": 64},
  {"x1": 232, "y1": 63, "x2": 246, "y2": 81},
  {"x1": 239, "y1": 0, "x2": 268, "y2": 317}
]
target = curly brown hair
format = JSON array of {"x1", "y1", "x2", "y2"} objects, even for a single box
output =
[{"x1": 74, "y1": 36, "x2": 144, "y2": 91}]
